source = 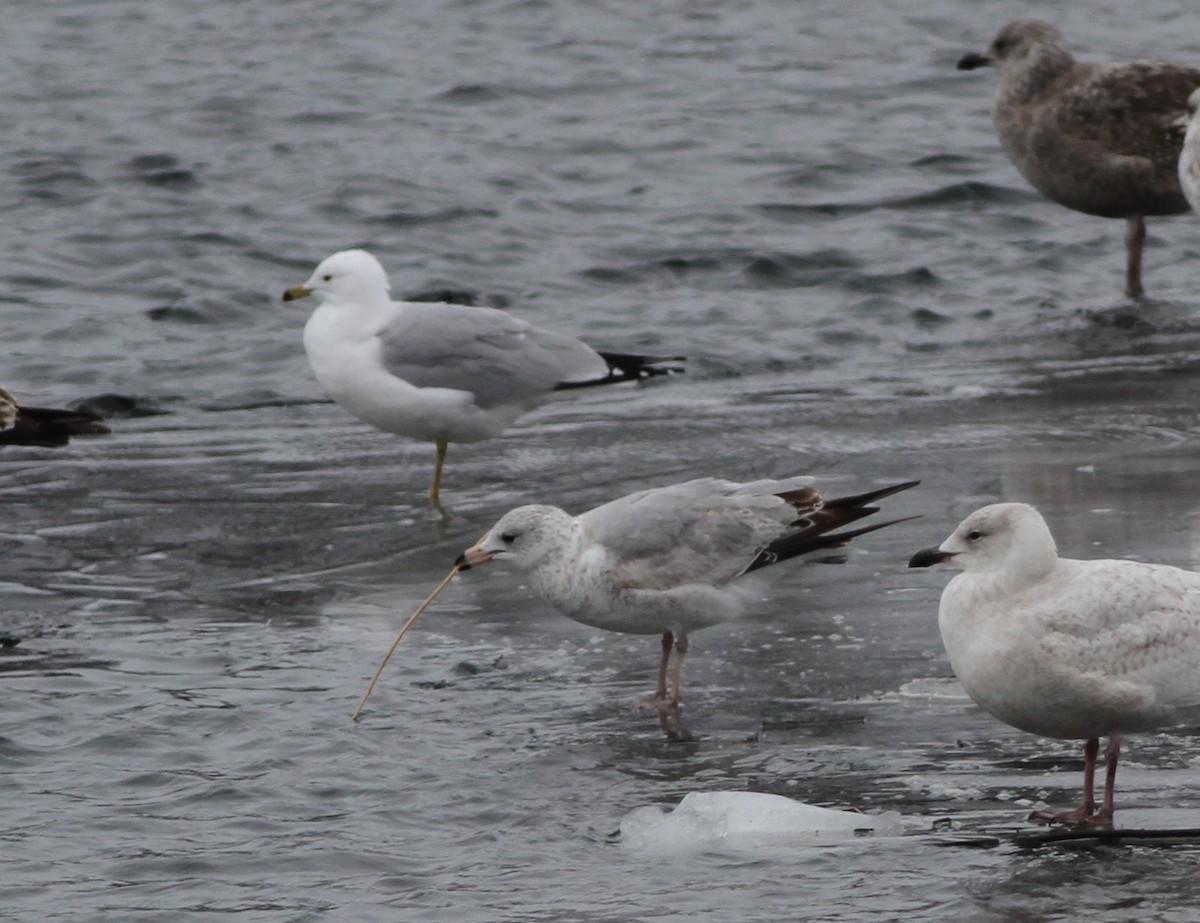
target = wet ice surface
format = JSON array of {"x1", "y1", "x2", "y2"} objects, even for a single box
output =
[
  {"x1": 8, "y1": 0, "x2": 1200, "y2": 919},
  {"x1": 619, "y1": 792, "x2": 906, "y2": 853}
]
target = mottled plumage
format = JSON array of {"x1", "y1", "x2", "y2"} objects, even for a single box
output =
[
  {"x1": 959, "y1": 20, "x2": 1200, "y2": 296},
  {"x1": 911, "y1": 502, "x2": 1200, "y2": 826},
  {"x1": 458, "y1": 477, "x2": 918, "y2": 736}
]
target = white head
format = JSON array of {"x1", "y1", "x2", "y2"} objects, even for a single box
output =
[
  {"x1": 456, "y1": 505, "x2": 573, "y2": 573},
  {"x1": 910, "y1": 502, "x2": 1059, "y2": 578},
  {"x1": 281, "y1": 249, "x2": 392, "y2": 306}
]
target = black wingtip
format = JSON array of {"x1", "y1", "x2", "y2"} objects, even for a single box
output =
[
  {"x1": 554, "y1": 351, "x2": 686, "y2": 391},
  {"x1": 598, "y1": 351, "x2": 687, "y2": 380},
  {"x1": 816, "y1": 514, "x2": 924, "y2": 549},
  {"x1": 744, "y1": 481, "x2": 922, "y2": 574},
  {"x1": 822, "y1": 480, "x2": 921, "y2": 510}
]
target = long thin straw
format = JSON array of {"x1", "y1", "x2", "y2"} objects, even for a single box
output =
[{"x1": 352, "y1": 564, "x2": 463, "y2": 722}]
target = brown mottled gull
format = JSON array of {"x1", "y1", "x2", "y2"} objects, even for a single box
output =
[
  {"x1": 911, "y1": 503, "x2": 1200, "y2": 828},
  {"x1": 0, "y1": 386, "x2": 109, "y2": 447},
  {"x1": 958, "y1": 20, "x2": 1200, "y2": 298},
  {"x1": 456, "y1": 477, "x2": 918, "y2": 737}
]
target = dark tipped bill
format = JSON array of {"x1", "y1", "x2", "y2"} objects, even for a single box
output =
[
  {"x1": 455, "y1": 545, "x2": 493, "y2": 571},
  {"x1": 909, "y1": 546, "x2": 956, "y2": 568},
  {"x1": 281, "y1": 284, "x2": 313, "y2": 302}
]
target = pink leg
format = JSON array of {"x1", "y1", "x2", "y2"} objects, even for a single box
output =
[
  {"x1": 1028, "y1": 737, "x2": 1115, "y2": 827},
  {"x1": 633, "y1": 631, "x2": 689, "y2": 738},
  {"x1": 670, "y1": 631, "x2": 689, "y2": 705},
  {"x1": 654, "y1": 631, "x2": 672, "y2": 700},
  {"x1": 634, "y1": 631, "x2": 678, "y2": 735},
  {"x1": 1125, "y1": 215, "x2": 1145, "y2": 298},
  {"x1": 1098, "y1": 737, "x2": 1121, "y2": 824},
  {"x1": 659, "y1": 632, "x2": 689, "y2": 738}
]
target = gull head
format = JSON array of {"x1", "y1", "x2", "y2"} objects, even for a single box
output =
[
  {"x1": 909, "y1": 502, "x2": 1058, "y2": 575},
  {"x1": 958, "y1": 20, "x2": 1071, "y2": 76},
  {"x1": 455, "y1": 505, "x2": 572, "y2": 572},
  {"x1": 281, "y1": 249, "x2": 392, "y2": 305}
]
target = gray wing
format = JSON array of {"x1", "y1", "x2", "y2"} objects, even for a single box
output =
[
  {"x1": 580, "y1": 479, "x2": 798, "y2": 590},
  {"x1": 377, "y1": 302, "x2": 609, "y2": 410}
]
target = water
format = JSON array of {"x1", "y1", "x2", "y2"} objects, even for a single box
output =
[{"x1": 5, "y1": 0, "x2": 1200, "y2": 919}]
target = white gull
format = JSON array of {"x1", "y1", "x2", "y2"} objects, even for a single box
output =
[
  {"x1": 458, "y1": 476, "x2": 918, "y2": 737},
  {"x1": 1175, "y1": 88, "x2": 1200, "y2": 213},
  {"x1": 910, "y1": 502, "x2": 1200, "y2": 827},
  {"x1": 282, "y1": 249, "x2": 682, "y2": 504}
]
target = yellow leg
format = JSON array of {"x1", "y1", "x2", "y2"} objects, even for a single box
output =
[{"x1": 430, "y1": 439, "x2": 448, "y2": 503}]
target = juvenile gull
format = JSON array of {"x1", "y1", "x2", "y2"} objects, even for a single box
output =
[
  {"x1": 283, "y1": 249, "x2": 682, "y2": 504},
  {"x1": 457, "y1": 477, "x2": 918, "y2": 737},
  {"x1": 958, "y1": 20, "x2": 1200, "y2": 297},
  {"x1": 910, "y1": 502, "x2": 1200, "y2": 827},
  {"x1": 1174, "y1": 88, "x2": 1200, "y2": 213},
  {"x1": 0, "y1": 386, "x2": 109, "y2": 447}
]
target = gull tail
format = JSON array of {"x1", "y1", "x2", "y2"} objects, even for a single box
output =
[
  {"x1": 745, "y1": 480, "x2": 920, "y2": 573},
  {"x1": 1, "y1": 404, "x2": 111, "y2": 448},
  {"x1": 554, "y1": 351, "x2": 686, "y2": 391}
]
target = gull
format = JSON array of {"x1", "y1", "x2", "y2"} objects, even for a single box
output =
[
  {"x1": 910, "y1": 502, "x2": 1200, "y2": 827},
  {"x1": 958, "y1": 20, "x2": 1200, "y2": 297},
  {"x1": 282, "y1": 249, "x2": 682, "y2": 504},
  {"x1": 456, "y1": 476, "x2": 918, "y2": 737},
  {"x1": 0, "y1": 386, "x2": 109, "y2": 447},
  {"x1": 1174, "y1": 88, "x2": 1200, "y2": 213}
]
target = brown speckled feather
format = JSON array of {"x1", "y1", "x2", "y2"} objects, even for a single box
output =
[
  {"x1": 968, "y1": 20, "x2": 1200, "y2": 218},
  {"x1": 1031, "y1": 61, "x2": 1200, "y2": 216}
]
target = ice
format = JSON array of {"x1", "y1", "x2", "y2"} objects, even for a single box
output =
[{"x1": 619, "y1": 791, "x2": 904, "y2": 854}]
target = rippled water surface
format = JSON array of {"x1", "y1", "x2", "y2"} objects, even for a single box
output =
[{"x1": 7, "y1": 1, "x2": 1200, "y2": 919}]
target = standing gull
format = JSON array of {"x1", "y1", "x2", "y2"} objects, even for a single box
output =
[
  {"x1": 0, "y1": 386, "x2": 109, "y2": 447},
  {"x1": 457, "y1": 477, "x2": 918, "y2": 737},
  {"x1": 958, "y1": 20, "x2": 1200, "y2": 297},
  {"x1": 283, "y1": 249, "x2": 682, "y2": 504},
  {"x1": 910, "y1": 502, "x2": 1200, "y2": 827}
]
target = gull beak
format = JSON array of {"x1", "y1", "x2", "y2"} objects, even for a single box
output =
[
  {"x1": 956, "y1": 51, "x2": 991, "y2": 71},
  {"x1": 908, "y1": 546, "x2": 957, "y2": 568},
  {"x1": 281, "y1": 284, "x2": 313, "y2": 302},
  {"x1": 454, "y1": 533, "x2": 497, "y2": 572}
]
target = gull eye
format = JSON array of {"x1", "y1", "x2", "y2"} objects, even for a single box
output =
[
  {"x1": 966, "y1": 529, "x2": 984, "y2": 541},
  {"x1": 322, "y1": 274, "x2": 333, "y2": 282},
  {"x1": 500, "y1": 532, "x2": 518, "y2": 544}
]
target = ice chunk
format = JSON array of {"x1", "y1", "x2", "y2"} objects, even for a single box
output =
[{"x1": 619, "y1": 791, "x2": 903, "y2": 853}]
